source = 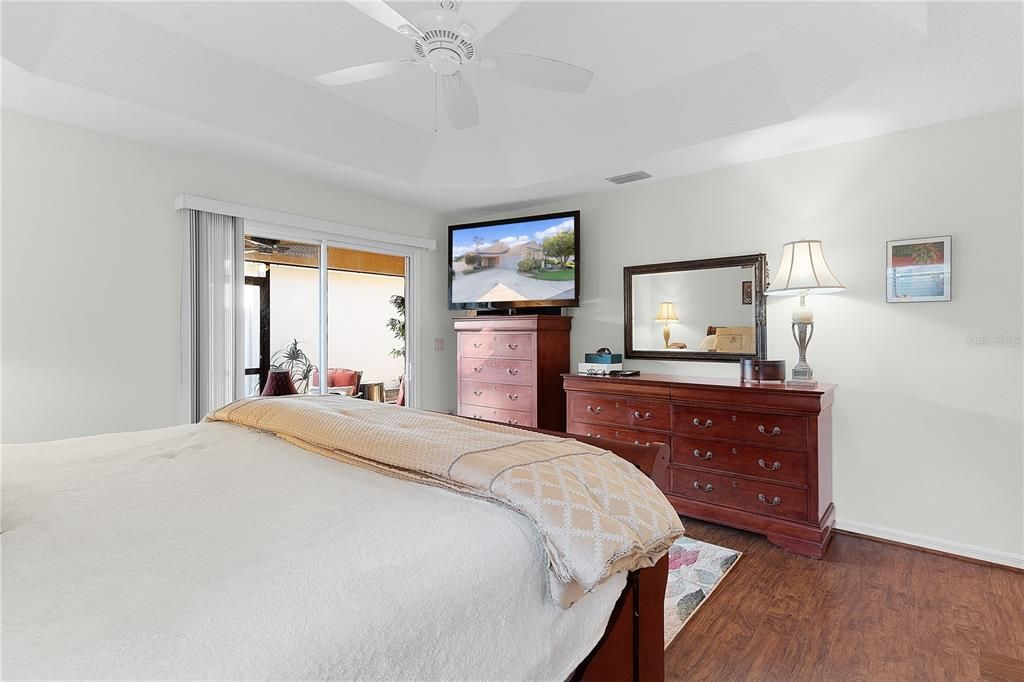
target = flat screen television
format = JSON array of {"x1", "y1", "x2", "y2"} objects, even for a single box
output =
[{"x1": 448, "y1": 210, "x2": 580, "y2": 311}]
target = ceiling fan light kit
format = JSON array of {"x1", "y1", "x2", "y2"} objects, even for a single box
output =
[{"x1": 315, "y1": 0, "x2": 593, "y2": 129}]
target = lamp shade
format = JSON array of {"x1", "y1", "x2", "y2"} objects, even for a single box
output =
[
  {"x1": 655, "y1": 301, "x2": 679, "y2": 322},
  {"x1": 262, "y1": 369, "x2": 297, "y2": 396},
  {"x1": 766, "y1": 240, "x2": 845, "y2": 296}
]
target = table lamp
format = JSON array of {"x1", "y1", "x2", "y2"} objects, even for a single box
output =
[
  {"x1": 262, "y1": 369, "x2": 297, "y2": 396},
  {"x1": 766, "y1": 240, "x2": 844, "y2": 385},
  {"x1": 655, "y1": 301, "x2": 679, "y2": 348}
]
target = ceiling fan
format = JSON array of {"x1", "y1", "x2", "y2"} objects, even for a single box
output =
[
  {"x1": 314, "y1": 0, "x2": 594, "y2": 129},
  {"x1": 245, "y1": 237, "x2": 320, "y2": 258}
]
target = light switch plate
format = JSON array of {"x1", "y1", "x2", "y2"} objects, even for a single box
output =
[{"x1": 433, "y1": 337, "x2": 445, "y2": 352}]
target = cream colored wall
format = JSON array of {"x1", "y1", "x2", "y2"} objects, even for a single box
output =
[
  {"x1": 457, "y1": 110, "x2": 1024, "y2": 563},
  {"x1": 1, "y1": 111, "x2": 454, "y2": 443}
]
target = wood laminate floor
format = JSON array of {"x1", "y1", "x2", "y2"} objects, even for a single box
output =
[{"x1": 667, "y1": 519, "x2": 1024, "y2": 681}]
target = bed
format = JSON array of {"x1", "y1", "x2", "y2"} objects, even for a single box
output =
[{"x1": 2, "y1": 397, "x2": 680, "y2": 680}]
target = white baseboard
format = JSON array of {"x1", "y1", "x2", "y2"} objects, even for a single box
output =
[{"x1": 836, "y1": 520, "x2": 1024, "y2": 570}]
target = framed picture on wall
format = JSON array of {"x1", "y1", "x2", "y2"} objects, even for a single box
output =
[
  {"x1": 886, "y1": 236, "x2": 952, "y2": 303},
  {"x1": 741, "y1": 280, "x2": 752, "y2": 305}
]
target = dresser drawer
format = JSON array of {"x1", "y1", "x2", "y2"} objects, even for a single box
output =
[
  {"x1": 459, "y1": 332, "x2": 534, "y2": 360},
  {"x1": 669, "y1": 467, "x2": 808, "y2": 522},
  {"x1": 461, "y1": 380, "x2": 536, "y2": 412},
  {"x1": 459, "y1": 357, "x2": 534, "y2": 386},
  {"x1": 569, "y1": 423, "x2": 668, "y2": 448},
  {"x1": 672, "y1": 405, "x2": 808, "y2": 451},
  {"x1": 460, "y1": 406, "x2": 535, "y2": 428},
  {"x1": 569, "y1": 393, "x2": 671, "y2": 431},
  {"x1": 671, "y1": 436, "x2": 807, "y2": 486}
]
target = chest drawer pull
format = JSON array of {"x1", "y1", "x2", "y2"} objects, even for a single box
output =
[
  {"x1": 693, "y1": 449, "x2": 713, "y2": 461},
  {"x1": 506, "y1": 393, "x2": 519, "y2": 401},
  {"x1": 758, "y1": 425, "x2": 782, "y2": 437},
  {"x1": 506, "y1": 418, "x2": 519, "y2": 425},
  {"x1": 587, "y1": 405, "x2": 603, "y2": 414},
  {"x1": 473, "y1": 342, "x2": 482, "y2": 349},
  {"x1": 693, "y1": 481, "x2": 714, "y2": 493},
  {"x1": 473, "y1": 389, "x2": 483, "y2": 396},
  {"x1": 758, "y1": 493, "x2": 782, "y2": 506},
  {"x1": 473, "y1": 366, "x2": 484, "y2": 373},
  {"x1": 585, "y1": 432, "x2": 602, "y2": 439},
  {"x1": 506, "y1": 368, "x2": 519, "y2": 376},
  {"x1": 633, "y1": 410, "x2": 653, "y2": 421},
  {"x1": 758, "y1": 459, "x2": 781, "y2": 471},
  {"x1": 693, "y1": 418, "x2": 713, "y2": 429},
  {"x1": 506, "y1": 342, "x2": 519, "y2": 350},
  {"x1": 634, "y1": 440, "x2": 651, "y2": 447}
]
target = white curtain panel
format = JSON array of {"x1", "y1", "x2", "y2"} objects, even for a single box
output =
[{"x1": 180, "y1": 210, "x2": 244, "y2": 422}]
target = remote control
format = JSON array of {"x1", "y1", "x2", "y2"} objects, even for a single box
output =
[{"x1": 609, "y1": 370, "x2": 640, "y2": 377}]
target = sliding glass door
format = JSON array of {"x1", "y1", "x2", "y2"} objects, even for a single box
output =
[{"x1": 242, "y1": 227, "x2": 410, "y2": 404}]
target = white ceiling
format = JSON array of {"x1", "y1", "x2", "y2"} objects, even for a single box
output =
[{"x1": 2, "y1": 1, "x2": 1021, "y2": 213}]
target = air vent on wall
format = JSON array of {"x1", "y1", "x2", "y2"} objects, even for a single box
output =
[{"x1": 605, "y1": 171, "x2": 652, "y2": 185}]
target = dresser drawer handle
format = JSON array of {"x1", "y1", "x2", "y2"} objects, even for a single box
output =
[
  {"x1": 633, "y1": 410, "x2": 653, "y2": 421},
  {"x1": 473, "y1": 342, "x2": 482, "y2": 349},
  {"x1": 506, "y1": 342, "x2": 519, "y2": 350},
  {"x1": 472, "y1": 414, "x2": 482, "y2": 419},
  {"x1": 586, "y1": 433, "x2": 602, "y2": 439},
  {"x1": 758, "y1": 493, "x2": 782, "y2": 506},
  {"x1": 506, "y1": 418, "x2": 519, "y2": 425},
  {"x1": 692, "y1": 449, "x2": 713, "y2": 461},
  {"x1": 473, "y1": 366, "x2": 484, "y2": 373},
  {"x1": 758, "y1": 425, "x2": 782, "y2": 437},
  {"x1": 506, "y1": 393, "x2": 519, "y2": 401},
  {"x1": 634, "y1": 440, "x2": 651, "y2": 447},
  {"x1": 587, "y1": 405, "x2": 603, "y2": 414},
  {"x1": 693, "y1": 481, "x2": 714, "y2": 493},
  {"x1": 506, "y1": 368, "x2": 519, "y2": 376},
  {"x1": 693, "y1": 418, "x2": 713, "y2": 429},
  {"x1": 473, "y1": 389, "x2": 483, "y2": 396},
  {"x1": 758, "y1": 459, "x2": 781, "y2": 471}
]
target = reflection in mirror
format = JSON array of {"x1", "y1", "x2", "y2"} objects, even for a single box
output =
[{"x1": 624, "y1": 254, "x2": 767, "y2": 362}]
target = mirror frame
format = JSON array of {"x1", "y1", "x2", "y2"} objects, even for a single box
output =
[{"x1": 623, "y1": 253, "x2": 768, "y2": 363}]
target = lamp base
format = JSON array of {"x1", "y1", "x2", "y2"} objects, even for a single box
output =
[{"x1": 789, "y1": 318, "x2": 817, "y2": 386}]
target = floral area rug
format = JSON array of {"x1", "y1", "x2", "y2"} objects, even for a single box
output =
[{"x1": 664, "y1": 535, "x2": 741, "y2": 648}]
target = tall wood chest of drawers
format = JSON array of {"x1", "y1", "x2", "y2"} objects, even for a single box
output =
[
  {"x1": 455, "y1": 315, "x2": 571, "y2": 431},
  {"x1": 564, "y1": 373, "x2": 836, "y2": 558}
]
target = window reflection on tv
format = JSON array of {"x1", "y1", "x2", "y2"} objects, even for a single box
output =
[{"x1": 448, "y1": 211, "x2": 579, "y2": 310}]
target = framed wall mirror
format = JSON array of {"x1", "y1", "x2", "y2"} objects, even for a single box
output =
[{"x1": 624, "y1": 254, "x2": 768, "y2": 362}]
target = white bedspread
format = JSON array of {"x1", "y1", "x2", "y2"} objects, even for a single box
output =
[{"x1": 2, "y1": 422, "x2": 626, "y2": 680}]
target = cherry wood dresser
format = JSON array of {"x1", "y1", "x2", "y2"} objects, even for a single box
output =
[
  {"x1": 563, "y1": 373, "x2": 836, "y2": 558},
  {"x1": 455, "y1": 315, "x2": 571, "y2": 431}
]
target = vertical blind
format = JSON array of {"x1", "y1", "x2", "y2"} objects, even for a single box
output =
[{"x1": 181, "y1": 209, "x2": 244, "y2": 422}]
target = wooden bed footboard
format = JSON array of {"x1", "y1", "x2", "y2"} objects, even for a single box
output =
[{"x1": 501, "y1": 424, "x2": 673, "y2": 682}]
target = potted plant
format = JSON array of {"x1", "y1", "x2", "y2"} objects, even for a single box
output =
[{"x1": 271, "y1": 338, "x2": 318, "y2": 393}]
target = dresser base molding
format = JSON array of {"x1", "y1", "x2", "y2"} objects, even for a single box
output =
[{"x1": 670, "y1": 496, "x2": 835, "y2": 558}]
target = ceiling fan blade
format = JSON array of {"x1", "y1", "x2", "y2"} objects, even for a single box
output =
[
  {"x1": 440, "y1": 71, "x2": 479, "y2": 129},
  {"x1": 347, "y1": 0, "x2": 422, "y2": 39},
  {"x1": 315, "y1": 59, "x2": 416, "y2": 86},
  {"x1": 488, "y1": 53, "x2": 593, "y2": 93}
]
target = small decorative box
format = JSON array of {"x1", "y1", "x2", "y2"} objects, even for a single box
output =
[{"x1": 584, "y1": 352, "x2": 623, "y2": 364}]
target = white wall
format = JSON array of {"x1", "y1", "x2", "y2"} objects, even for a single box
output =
[
  {"x1": 266, "y1": 265, "x2": 406, "y2": 388},
  {"x1": 1, "y1": 111, "x2": 455, "y2": 443},
  {"x1": 456, "y1": 110, "x2": 1024, "y2": 564}
]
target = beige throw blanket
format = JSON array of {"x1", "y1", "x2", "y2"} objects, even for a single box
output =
[{"x1": 207, "y1": 396, "x2": 684, "y2": 606}]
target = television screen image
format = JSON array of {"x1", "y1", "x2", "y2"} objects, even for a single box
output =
[{"x1": 448, "y1": 211, "x2": 579, "y2": 310}]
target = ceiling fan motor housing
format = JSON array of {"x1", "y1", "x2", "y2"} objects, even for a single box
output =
[{"x1": 415, "y1": 28, "x2": 475, "y2": 75}]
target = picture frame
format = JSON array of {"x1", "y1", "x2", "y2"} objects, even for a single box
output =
[
  {"x1": 741, "y1": 280, "x2": 752, "y2": 305},
  {"x1": 885, "y1": 236, "x2": 951, "y2": 303}
]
